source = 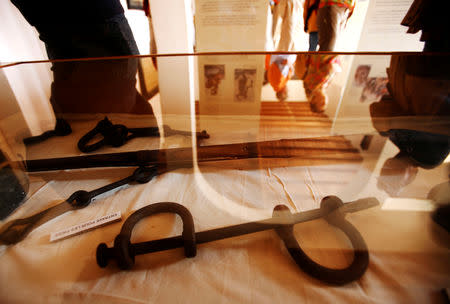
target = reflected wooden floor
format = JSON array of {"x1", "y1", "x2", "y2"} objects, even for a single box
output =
[
  {"x1": 258, "y1": 101, "x2": 362, "y2": 165},
  {"x1": 259, "y1": 101, "x2": 332, "y2": 139}
]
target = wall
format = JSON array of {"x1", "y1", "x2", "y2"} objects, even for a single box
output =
[
  {"x1": 0, "y1": 1, "x2": 54, "y2": 135},
  {"x1": 0, "y1": 69, "x2": 19, "y2": 120}
]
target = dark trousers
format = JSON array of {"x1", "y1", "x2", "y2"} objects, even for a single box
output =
[
  {"x1": 308, "y1": 32, "x2": 319, "y2": 51},
  {"x1": 39, "y1": 14, "x2": 152, "y2": 114}
]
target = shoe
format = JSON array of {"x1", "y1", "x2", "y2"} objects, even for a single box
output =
[
  {"x1": 276, "y1": 86, "x2": 288, "y2": 101},
  {"x1": 263, "y1": 70, "x2": 269, "y2": 85},
  {"x1": 309, "y1": 89, "x2": 328, "y2": 112}
]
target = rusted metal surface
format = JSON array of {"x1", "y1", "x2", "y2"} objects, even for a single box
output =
[{"x1": 97, "y1": 196, "x2": 377, "y2": 285}]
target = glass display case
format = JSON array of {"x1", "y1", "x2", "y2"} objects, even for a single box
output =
[{"x1": 0, "y1": 51, "x2": 449, "y2": 303}]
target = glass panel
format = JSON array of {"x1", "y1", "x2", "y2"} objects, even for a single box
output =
[{"x1": 0, "y1": 52, "x2": 449, "y2": 302}]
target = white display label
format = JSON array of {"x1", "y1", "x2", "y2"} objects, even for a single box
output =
[{"x1": 50, "y1": 212, "x2": 121, "y2": 242}]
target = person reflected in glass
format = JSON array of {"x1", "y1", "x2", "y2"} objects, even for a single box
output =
[
  {"x1": 295, "y1": 54, "x2": 341, "y2": 112},
  {"x1": 265, "y1": 54, "x2": 297, "y2": 102},
  {"x1": 295, "y1": 0, "x2": 355, "y2": 112},
  {"x1": 371, "y1": 54, "x2": 450, "y2": 196},
  {"x1": 267, "y1": 0, "x2": 301, "y2": 101}
]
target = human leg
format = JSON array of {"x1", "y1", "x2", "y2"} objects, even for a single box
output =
[
  {"x1": 42, "y1": 13, "x2": 152, "y2": 114},
  {"x1": 277, "y1": 0, "x2": 301, "y2": 51},
  {"x1": 308, "y1": 32, "x2": 318, "y2": 51},
  {"x1": 317, "y1": 5, "x2": 346, "y2": 51},
  {"x1": 302, "y1": 54, "x2": 339, "y2": 112}
]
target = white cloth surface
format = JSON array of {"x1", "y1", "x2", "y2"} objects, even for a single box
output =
[{"x1": 0, "y1": 115, "x2": 449, "y2": 304}]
